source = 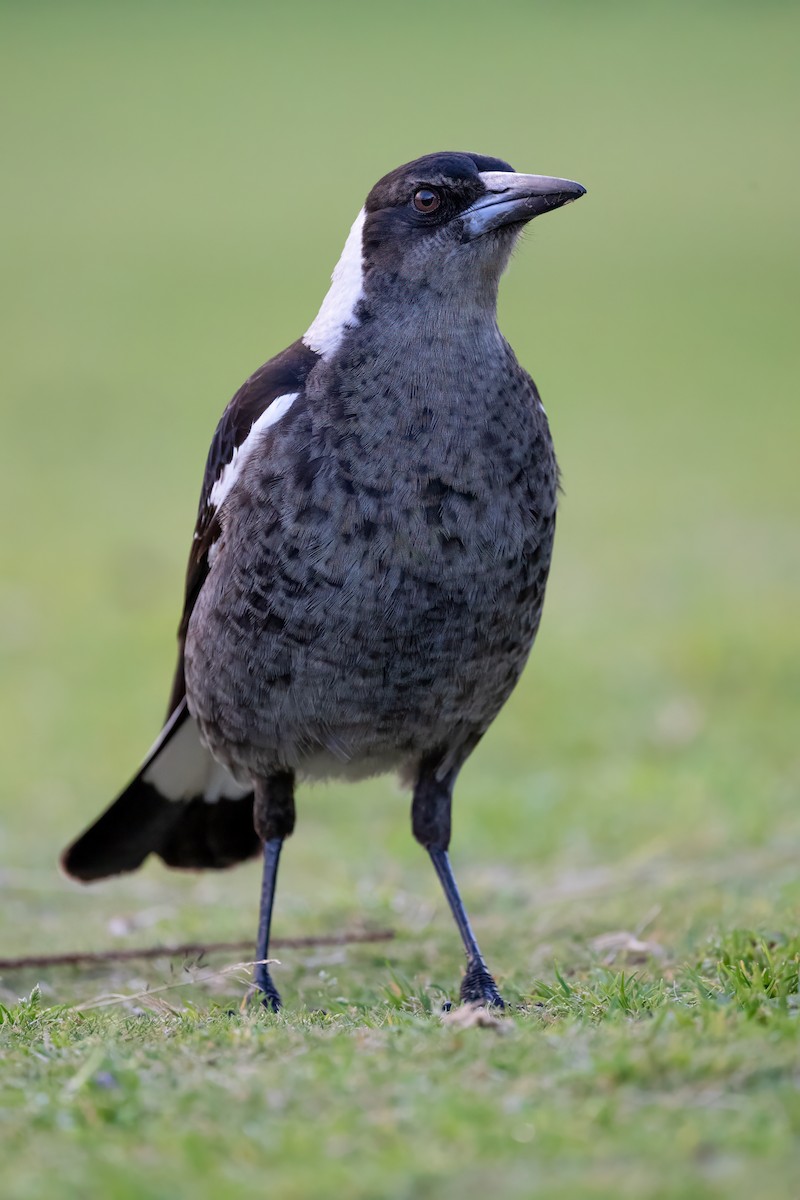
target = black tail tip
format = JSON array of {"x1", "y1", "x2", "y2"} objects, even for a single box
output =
[{"x1": 60, "y1": 839, "x2": 117, "y2": 883}]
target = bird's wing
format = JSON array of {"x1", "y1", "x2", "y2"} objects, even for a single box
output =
[
  {"x1": 61, "y1": 339, "x2": 320, "y2": 881},
  {"x1": 166, "y1": 338, "x2": 319, "y2": 714}
]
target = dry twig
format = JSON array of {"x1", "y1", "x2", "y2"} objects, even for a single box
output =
[{"x1": 0, "y1": 928, "x2": 395, "y2": 972}]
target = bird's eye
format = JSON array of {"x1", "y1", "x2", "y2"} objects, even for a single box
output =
[{"x1": 413, "y1": 188, "x2": 442, "y2": 213}]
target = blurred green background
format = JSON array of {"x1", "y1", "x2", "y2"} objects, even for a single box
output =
[
  {"x1": 2, "y1": 0, "x2": 799, "y2": 955},
  {"x1": 1, "y1": 2, "x2": 800, "y2": 1192},
  {"x1": 2, "y1": 0, "x2": 799, "y2": 951}
]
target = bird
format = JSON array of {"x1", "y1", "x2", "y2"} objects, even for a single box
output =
[{"x1": 62, "y1": 151, "x2": 586, "y2": 1010}]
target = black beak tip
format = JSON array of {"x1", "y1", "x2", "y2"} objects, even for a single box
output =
[
  {"x1": 549, "y1": 182, "x2": 586, "y2": 213},
  {"x1": 562, "y1": 182, "x2": 587, "y2": 203}
]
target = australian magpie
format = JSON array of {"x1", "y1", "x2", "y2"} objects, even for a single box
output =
[{"x1": 62, "y1": 152, "x2": 586, "y2": 1010}]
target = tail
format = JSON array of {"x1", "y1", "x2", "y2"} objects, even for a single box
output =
[{"x1": 61, "y1": 700, "x2": 260, "y2": 881}]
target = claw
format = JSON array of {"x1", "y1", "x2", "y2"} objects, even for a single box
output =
[
  {"x1": 461, "y1": 958, "x2": 505, "y2": 1008},
  {"x1": 251, "y1": 967, "x2": 282, "y2": 1012}
]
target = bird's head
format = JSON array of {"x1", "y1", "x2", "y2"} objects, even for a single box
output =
[
  {"x1": 304, "y1": 151, "x2": 585, "y2": 358},
  {"x1": 365, "y1": 151, "x2": 584, "y2": 286}
]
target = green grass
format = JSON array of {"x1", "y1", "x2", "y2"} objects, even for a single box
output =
[
  {"x1": 1, "y1": 2, "x2": 799, "y2": 1197},
  {"x1": 4, "y1": 936, "x2": 800, "y2": 1199}
]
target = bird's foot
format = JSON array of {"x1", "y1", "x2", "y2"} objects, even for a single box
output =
[
  {"x1": 249, "y1": 965, "x2": 282, "y2": 1013},
  {"x1": 460, "y1": 958, "x2": 505, "y2": 1009}
]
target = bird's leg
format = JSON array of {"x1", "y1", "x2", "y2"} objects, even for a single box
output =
[
  {"x1": 412, "y1": 764, "x2": 504, "y2": 1009},
  {"x1": 251, "y1": 771, "x2": 295, "y2": 1011}
]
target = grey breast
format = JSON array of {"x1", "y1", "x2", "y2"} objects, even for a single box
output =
[{"x1": 185, "y1": 320, "x2": 557, "y2": 784}]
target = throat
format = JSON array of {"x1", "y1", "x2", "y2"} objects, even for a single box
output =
[
  {"x1": 342, "y1": 297, "x2": 507, "y2": 399},
  {"x1": 310, "y1": 308, "x2": 524, "y2": 489}
]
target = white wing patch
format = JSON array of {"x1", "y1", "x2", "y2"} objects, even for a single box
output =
[
  {"x1": 303, "y1": 207, "x2": 366, "y2": 358},
  {"x1": 143, "y1": 715, "x2": 249, "y2": 804},
  {"x1": 208, "y1": 391, "x2": 300, "y2": 513}
]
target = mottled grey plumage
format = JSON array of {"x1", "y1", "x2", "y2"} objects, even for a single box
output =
[
  {"x1": 188, "y1": 307, "x2": 556, "y2": 789},
  {"x1": 63, "y1": 151, "x2": 585, "y2": 1010}
]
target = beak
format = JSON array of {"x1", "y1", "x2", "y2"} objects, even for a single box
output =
[{"x1": 461, "y1": 171, "x2": 586, "y2": 241}]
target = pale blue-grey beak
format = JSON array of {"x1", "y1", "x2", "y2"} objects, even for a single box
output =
[{"x1": 461, "y1": 171, "x2": 586, "y2": 241}]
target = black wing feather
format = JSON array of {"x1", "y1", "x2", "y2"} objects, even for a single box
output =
[
  {"x1": 63, "y1": 339, "x2": 319, "y2": 881},
  {"x1": 166, "y1": 339, "x2": 319, "y2": 714}
]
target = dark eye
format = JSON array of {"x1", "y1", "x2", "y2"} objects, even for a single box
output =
[{"x1": 413, "y1": 188, "x2": 442, "y2": 213}]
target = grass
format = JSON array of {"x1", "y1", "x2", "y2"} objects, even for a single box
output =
[
  {"x1": 1, "y1": 1, "x2": 799, "y2": 1197},
  {"x1": 4, "y1": 936, "x2": 800, "y2": 1198}
]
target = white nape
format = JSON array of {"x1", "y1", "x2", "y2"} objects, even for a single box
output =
[
  {"x1": 142, "y1": 715, "x2": 249, "y2": 804},
  {"x1": 209, "y1": 391, "x2": 299, "y2": 513},
  {"x1": 303, "y1": 207, "x2": 366, "y2": 358}
]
